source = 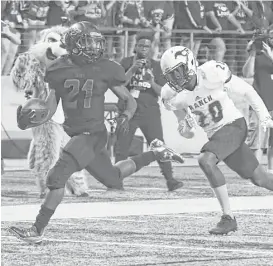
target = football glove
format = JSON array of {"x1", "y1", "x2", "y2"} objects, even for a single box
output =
[
  {"x1": 177, "y1": 113, "x2": 197, "y2": 139},
  {"x1": 115, "y1": 113, "x2": 130, "y2": 135},
  {"x1": 261, "y1": 116, "x2": 273, "y2": 131}
]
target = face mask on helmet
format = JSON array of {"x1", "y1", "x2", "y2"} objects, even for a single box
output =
[
  {"x1": 75, "y1": 32, "x2": 106, "y2": 62},
  {"x1": 164, "y1": 63, "x2": 197, "y2": 92},
  {"x1": 62, "y1": 23, "x2": 106, "y2": 64}
]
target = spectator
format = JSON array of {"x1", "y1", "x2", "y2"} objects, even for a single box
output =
[
  {"x1": 173, "y1": 0, "x2": 212, "y2": 57},
  {"x1": 1, "y1": 1, "x2": 22, "y2": 75},
  {"x1": 242, "y1": 28, "x2": 273, "y2": 172},
  {"x1": 229, "y1": 0, "x2": 254, "y2": 76},
  {"x1": 46, "y1": 1, "x2": 70, "y2": 27},
  {"x1": 102, "y1": 0, "x2": 120, "y2": 60},
  {"x1": 114, "y1": 32, "x2": 183, "y2": 191},
  {"x1": 142, "y1": 1, "x2": 174, "y2": 59},
  {"x1": 71, "y1": 0, "x2": 107, "y2": 27},
  {"x1": 19, "y1": 1, "x2": 50, "y2": 53},
  {"x1": 249, "y1": 0, "x2": 273, "y2": 29},
  {"x1": 204, "y1": 1, "x2": 245, "y2": 72},
  {"x1": 116, "y1": 0, "x2": 145, "y2": 57}
]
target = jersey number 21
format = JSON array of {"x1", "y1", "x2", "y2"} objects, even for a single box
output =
[{"x1": 64, "y1": 79, "x2": 93, "y2": 109}]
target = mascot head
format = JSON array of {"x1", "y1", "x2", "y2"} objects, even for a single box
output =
[
  {"x1": 30, "y1": 25, "x2": 68, "y2": 68},
  {"x1": 11, "y1": 26, "x2": 68, "y2": 100}
]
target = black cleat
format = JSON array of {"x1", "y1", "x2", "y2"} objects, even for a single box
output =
[
  {"x1": 167, "y1": 179, "x2": 184, "y2": 191},
  {"x1": 9, "y1": 225, "x2": 44, "y2": 244},
  {"x1": 209, "y1": 215, "x2": 237, "y2": 235},
  {"x1": 150, "y1": 139, "x2": 185, "y2": 164}
]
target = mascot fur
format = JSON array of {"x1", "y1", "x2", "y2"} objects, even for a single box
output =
[{"x1": 11, "y1": 26, "x2": 89, "y2": 198}]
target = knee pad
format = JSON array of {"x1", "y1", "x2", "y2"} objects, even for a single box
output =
[{"x1": 46, "y1": 151, "x2": 79, "y2": 190}]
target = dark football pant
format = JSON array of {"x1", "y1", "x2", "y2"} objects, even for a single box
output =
[
  {"x1": 114, "y1": 108, "x2": 173, "y2": 180},
  {"x1": 201, "y1": 118, "x2": 259, "y2": 179},
  {"x1": 46, "y1": 128, "x2": 123, "y2": 190}
]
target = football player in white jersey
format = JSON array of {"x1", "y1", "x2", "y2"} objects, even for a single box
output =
[{"x1": 160, "y1": 46, "x2": 273, "y2": 235}]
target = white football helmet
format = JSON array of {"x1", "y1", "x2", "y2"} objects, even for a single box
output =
[{"x1": 160, "y1": 46, "x2": 198, "y2": 92}]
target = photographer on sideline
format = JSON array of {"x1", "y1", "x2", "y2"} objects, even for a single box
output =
[
  {"x1": 114, "y1": 32, "x2": 183, "y2": 192},
  {"x1": 243, "y1": 28, "x2": 273, "y2": 173}
]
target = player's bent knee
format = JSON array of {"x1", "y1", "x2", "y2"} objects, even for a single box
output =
[
  {"x1": 46, "y1": 151, "x2": 79, "y2": 190},
  {"x1": 249, "y1": 165, "x2": 267, "y2": 187},
  {"x1": 198, "y1": 152, "x2": 218, "y2": 170}
]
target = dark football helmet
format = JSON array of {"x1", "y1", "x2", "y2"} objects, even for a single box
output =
[{"x1": 62, "y1": 21, "x2": 105, "y2": 64}]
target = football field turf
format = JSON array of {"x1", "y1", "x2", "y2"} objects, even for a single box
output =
[{"x1": 1, "y1": 164, "x2": 273, "y2": 266}]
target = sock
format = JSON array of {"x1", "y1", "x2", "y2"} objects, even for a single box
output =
[
  {"x1": 158, "y1": 161, "x2": 174, "y2": 181},
  {"x1": 34, "y1": 205, "x2": 55, "y2": 234},
  {"x1": 212, "y1": 185, "x2": 234, "y2": 219},
  {"x1": 130, "y1": 151, "x2": 156, "y2": 171}
]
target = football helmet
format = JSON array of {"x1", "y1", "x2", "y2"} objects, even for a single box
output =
[
  {"x1": 62, "y1": 21, "x2": 105, "y2": 64},
  {"x1": 160, "y1": 46, "x2": 198, "y2": 92}
]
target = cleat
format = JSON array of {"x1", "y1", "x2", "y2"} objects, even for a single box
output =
[
  {"x1": 9, "y1": 225, "x2": 44, "y2": 244},
  {"x1": 209, "y1": 215, "x2": 237, "y2": 235},
  {"x1": 150, "y1": 139, "x2": 185, "y2": 164},
  {"x1": 167, "y1": 179, "x2": 184, "y2": 191}
]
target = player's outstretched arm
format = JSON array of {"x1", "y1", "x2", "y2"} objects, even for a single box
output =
[
  {"x1": 17, "y1": 89, "x2": 58, "y2": 130},
  {"x1": 110, "y1": 85, "x2": 137, "y2": 120},
  {"x1": 227, "y1": 75, "x2": 273, "y2": 129},
  {"x1": 174, "y1": 109, "x2": 196, "y2": 139},
  {"x1": 110, "y1": 85, "x2": 137, "y2": 134}
]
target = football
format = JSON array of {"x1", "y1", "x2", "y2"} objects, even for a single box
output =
[{"x1": 21, "y1": 98, "x2": 50, "y2": 124}]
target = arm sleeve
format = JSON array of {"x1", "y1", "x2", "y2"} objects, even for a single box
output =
[
  {"x1": 110, "y1": 61, "x2": 127, "y2": 87},
  {"x1": 226, "y1": 75, "x2": 271, "y2": 122}
]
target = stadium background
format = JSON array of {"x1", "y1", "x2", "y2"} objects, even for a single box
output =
[{"x1": 1, "y1": 0, "x2": 271, "y2": 159}]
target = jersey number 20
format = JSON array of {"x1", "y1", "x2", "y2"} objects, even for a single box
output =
[
  {"x1": 64, "y1": 79, "x2": 93, "y2": 109},
  {"x1": 193, "y1": 101, "x2": 223, "y2": 128}
]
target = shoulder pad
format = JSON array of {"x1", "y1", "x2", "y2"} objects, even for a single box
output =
[
  {"x1": 47, "y1": 56, "x2": 74, "y2": 72},
  {"x1": 161, "y1": 83, "x2": 177, "y2": 101},
  {"x1": 199, "y1": 60, "x2": 231, "y2": 85}
]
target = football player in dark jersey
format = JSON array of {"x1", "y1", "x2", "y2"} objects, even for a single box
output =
[{"x1": 9, "y1": 22, "x2": 184, "y2": 244}]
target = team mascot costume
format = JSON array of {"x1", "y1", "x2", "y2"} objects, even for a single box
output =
[{"x1": 11, "y1": 26, "x2": 89, "y2": 198}]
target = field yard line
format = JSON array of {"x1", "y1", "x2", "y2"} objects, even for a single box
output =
[
  {"x1": 2, "y1": 235, "x2": 272, "y2": 251},
  {"x1": 152, "y1": 214, "x2": 211, "y2": 219},
  {"x1": 2, "y1": 196, "x2": 273, "y2": 222},
  {"x1": 234, "y1": 211, "x2": 273, "y2": 216},
  {"x1": 48, "y1": 218, "x2": 148, "y2": 225},
  {"x1": 10, "y1": 237, "x2": 271, "y2": 256}
]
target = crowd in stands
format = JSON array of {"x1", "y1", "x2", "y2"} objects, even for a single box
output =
[{"x1": 1, "y1": 0, "x2": 273, "y2": 76}]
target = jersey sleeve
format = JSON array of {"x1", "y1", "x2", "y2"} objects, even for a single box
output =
[
  {"x1": 109, "y1": 61, "x2": 127, "y2": 87},
  {"x1": 161, "y1": 84, "x2": 187, "y2": 111},
  {"x1": 45, "y1": 70, "x2": 58, "y2": 91},
  {"x1": 44, "y1": 70, "x2": 61, "y2": 104},
  {"x1": 200, "y1": 60, "x2": 232, "y2": 89},
  {"x1": 226, "y1": 75, "x2": 271, "y2": 122}
]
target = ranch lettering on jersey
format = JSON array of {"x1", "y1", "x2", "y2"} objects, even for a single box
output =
[{"x1": 188, "y1": 95, "x2": 213, "y2": 111}]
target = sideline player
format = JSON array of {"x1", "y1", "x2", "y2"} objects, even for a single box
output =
[
  {"x1": 160, "y1": 45, "x2": 273, "y2": 235},
  {"x1": 8, "y1": 22, "x2": 184, "y2": 244}
]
